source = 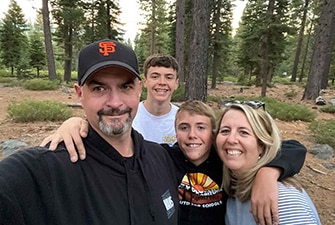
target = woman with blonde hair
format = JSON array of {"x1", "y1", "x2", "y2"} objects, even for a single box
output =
[{"x1": 216, "y1": 102, "x2": 321, "y2": 225}]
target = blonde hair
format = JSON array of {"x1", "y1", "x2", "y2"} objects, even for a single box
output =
[
  {"x1": 217, "y1": 104, "x2": 281, "y2": 201},
  {"x1": 175, "y1": 100, "x2": 217, "y2": 139}
]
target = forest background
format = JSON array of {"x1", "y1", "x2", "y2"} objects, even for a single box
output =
[
  {"x1": 0, "y1": 0, "x2": 334, "y2": 101},
  {"x1": 0, "y1": 0, "x2": 335, "y2": 224}
]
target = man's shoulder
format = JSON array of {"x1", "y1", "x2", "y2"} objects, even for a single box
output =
[
  {"x1": 1, "y1": 145, "x2": 70, "y2": 167},
  {"x1": 1, "y1": 146, "x2": 51, "y2": 162},
  {"x1": 142, "y1": 139, "x2": 165, "y2": 150},
  {"x1": 141, "y1": 140, "x2": 172, "y2": 158}
]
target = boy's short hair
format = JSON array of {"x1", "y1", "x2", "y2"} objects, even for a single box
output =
[
  {"x1": 143, "y1": 54, "x2": 179, "y2": 78},
  {"x1": 175, "y1": 100, "x2": 216, "y2": 139}
]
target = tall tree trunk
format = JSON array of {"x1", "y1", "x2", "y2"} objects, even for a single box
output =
[
  {"x1": 260, "y1": 0, "x2": 275, "y2": 97},
  {"x1": 299, "y1": 15, "x2": 314, "y2": 82},
  {"x1": 42, "y1": 0, "x2": 57, "y2": 80},
  {"x1": 64, "y1": 26, "x2": 73, "y2": 83},
  {"x1": 175, "y1": 0, "x2": 185, "y2": 83},
  {"x1": 211, "y1": 0, "x2": 222, "y2": 89},
  {"x1": 150, "y1": 0, "x2": 156, "y2": 54},
  {"x1": 185, "y1": 0, "x2": 211, "y2": 101},
  {"x1": 291, "y1": 0, "x2": 310, "y2": 82},
  {"x1": 302, "y1": 0, "x2": 335, "y2": 100}
]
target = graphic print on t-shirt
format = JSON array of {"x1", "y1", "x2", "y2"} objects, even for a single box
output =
[{"x1": 178, "y1": 173, "x2": 223, "y2": 208}]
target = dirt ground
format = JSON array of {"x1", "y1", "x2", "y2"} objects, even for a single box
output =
[{"x1": 0, "y1": 83, "x2": 334, "y2": 224}]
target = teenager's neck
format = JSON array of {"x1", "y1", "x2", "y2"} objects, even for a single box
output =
[{"x1": 143, "y1": 98, "x2": 172, "y2": 116}]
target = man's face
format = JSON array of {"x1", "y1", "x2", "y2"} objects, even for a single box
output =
[
  {"x1": 75, "y1": 67, "x2": 142, "y2": 138},
  {"x1": 143, "y1": 66, "x2": 179, "y2": 103}
]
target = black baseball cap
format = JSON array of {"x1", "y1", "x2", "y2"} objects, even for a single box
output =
[{"x1": 77, "y1": 39, "x2": 140, "y2": 86}]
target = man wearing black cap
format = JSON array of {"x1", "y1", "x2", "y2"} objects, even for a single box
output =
[{"x1": 0, "y1": 39, "x2": 179, "y2": 225}]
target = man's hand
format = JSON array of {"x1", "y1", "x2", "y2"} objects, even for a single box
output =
[
  {"x1": 251, "y1": 167, "x2": 280, "y2": 225},
  {"x1": 39, "y1": 117, "x2": 88, "y2": 162}
]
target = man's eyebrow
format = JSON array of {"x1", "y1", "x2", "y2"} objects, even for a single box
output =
[
  {"x1": 86, "y1": 79, "x2": 103, "y2": 86},
  {"x1": 122, "y1": 77, "x2": 136, "y2": 84}
]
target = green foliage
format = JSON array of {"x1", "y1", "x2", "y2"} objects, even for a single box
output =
[
  {"x1": 273, "y1": 76, "x2": 294, "y2": 85},
  {"x1": 264, "y1": 98, "x2": 316, "y2": 122},
  {"x1": 309, "y1": 120, "x2": 335, "y2": 149},
  {"x1": 0, "y1": 0, "x2": 28, "y2": 76},
  {"x1": 207, "y1": 95, "x2": 223, "y2": 103},
  {"x1": 80, "y1": 0, "x2": 124, "y2": 42},
  {"x1": 284, "y1": 89, "x2": 298, "y2": 98},
  {"x1": 29, "y1": 32, "x2": 46, "y2": 76},
  {"x1": 236, "y1": 78, "x2": 254, "y2": 86},
  {"x1": 171, "y1": 83, "x2": 185, "y2": 102},
  {"x1": 0, "y1": 70, "x2": 12, "y2": 77},
  {"x1": 7, "y1": 100, "x2": 73, "y2": 122},
  {"x1": 22, "y1": 79, "x2": 60, "y2": 90},
  {"x1": 319, "y1": 105, "x2": 335, "y2": 114},
  {"x1": 136, "y1": 0, "x2": 173, "y2": 58},
  {"x1": 0, "y1": 77, "x2": 17, "y2": 84},
  {"x1": 140, "y1": 85, "x2": 147, "y2": 101},
  {"x1": 234, "y1": 0, "x2": 301, "y2": 87},
  {"x1": 222, "y1": 76, "x2": 238, "y2": 83}
]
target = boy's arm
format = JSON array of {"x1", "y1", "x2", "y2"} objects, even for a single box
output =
[
  {"x1": 266, "y1": 139, "x2": 307, "y2": 179},
  {"x1": 251, "y1": 140, "x2": 307, "y2": 225},
  {"x1": 39, "y1": 117, "x2": 88, "y2": 162}
]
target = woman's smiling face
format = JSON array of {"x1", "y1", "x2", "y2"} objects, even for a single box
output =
[{"x1": 216, "y1": 109, "x2": 263, "y2": 177}]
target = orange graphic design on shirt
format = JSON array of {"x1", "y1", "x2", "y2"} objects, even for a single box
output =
[{"x1": 178, "y1": 173, "x2": 223, "y2": 207}]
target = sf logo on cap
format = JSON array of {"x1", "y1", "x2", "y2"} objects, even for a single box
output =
[{"x1": 99, "y1": 41, "x2": 116, "y2": 56}]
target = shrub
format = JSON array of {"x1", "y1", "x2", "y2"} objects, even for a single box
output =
[
  {"x1": 7, "y1": 100, "x2": 73, "y2": 122},
  {"x1": 319, "y1": 105, "x2": 335, "y2": 114},
  {"x1": 172, "y1": 84, "x2": 185, "y2": 102},
  {"x1": 0, "y1": 77, "x2": 22, "y2": 87},
  {"x1": 309, "y1": 120, "x2": 335, "y2": 150},
  {"x1": 22, "y1": 79, "x2": 60, "y2": 90},
  {"x1": 284, "y1": 90, "x2": 298, "y2": 98},
  {"x1": 0, "y1": 69, "x2": 12, "y2": 77},
  {"x1": 264, "y1": 98, "x2": 316, "y2": 122}
]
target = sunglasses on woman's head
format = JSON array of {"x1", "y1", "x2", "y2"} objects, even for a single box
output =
[{"x1": 224, "y1": 100, "x2": 265, "y2": 110}]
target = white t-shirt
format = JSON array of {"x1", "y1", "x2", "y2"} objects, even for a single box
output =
[
  {"x1": 132, "y1": 101, "x2": 178, "y2": 146},
  {"x1": 225, "y1": 182, "x2": 321, "y2": 225}
]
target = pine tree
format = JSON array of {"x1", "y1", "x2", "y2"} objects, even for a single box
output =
[
  {"x1": 29, "y1": 32, "x2": 46, "y2": 77},
  {"x1": 302, "y1": 0, "x2": 335, "y2": 100},
  {"x1": 0, "y1": 0, "x2": 28, "y2": 76},
  {"x1": 51, "y1": 0, "x2": 85, "y2": 82}
]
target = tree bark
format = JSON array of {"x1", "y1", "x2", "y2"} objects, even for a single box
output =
[
  {"x1": 299, "y1": 15, "x2": 314, "y2": 82},
  {"x1": 185, "y1": 0, "x2": 211, "y2": 101},
  {"x1": 260, "y1": 0, "x2": 275, "y2": 97},
  {"x1": 302, "y1": 0, "x2": 335, "y2": 100},
  {"x1": 175, "y1": 0, "x2": 185, "y2": 83},
  {"x1": 42, "y1": 0, "x2": 57, "y2": 80},
  {"x1": 64, "y1": 24, "x2": 73, "y2": 83},
  {"x1": 291, "y1": 0, "x2": 310, "y2": 82},
  {"x1": 150, "y1": 0, "x2": 156, "y2": 54},
  {"x1": 211, "y1": 0, "x2": 222, "y2": 89}
]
